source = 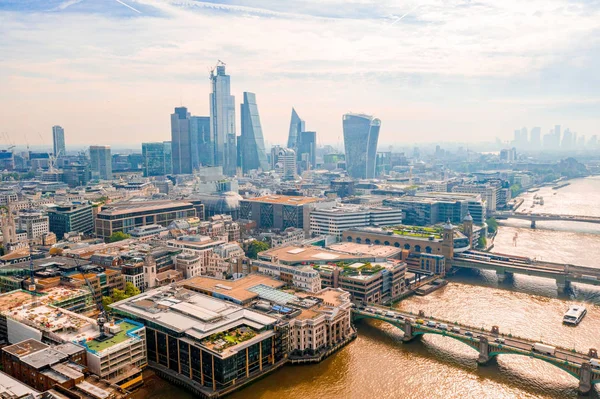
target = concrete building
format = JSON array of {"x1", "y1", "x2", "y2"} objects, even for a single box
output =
[
  {"x1": 270, "y1": 146, "x2": 296, "y2": 179},
  {"x1": 259, "y1": 227, "x2": 305, "y2": 248},
  {"x1": 309, "y1": 205, "x2": 403, "y2": 238},
  {"x1": 252, "y1": 260, "x2": 322, "y2": 293},
  {"x1": 89, "y1": 146, "x2": 112, "y2": 180},
  {"x1": 17, "y1": 209, "x2": 49, "y2": 240},
  {"x1": 95, "y1": 200, "x2": 196, "y2": 240},
  {"x1": 452, "y1": 184, "x2": 498, "y2": 212},
  {"x1": 47, "y1": 202, "x2": 94, "y2": 239}
]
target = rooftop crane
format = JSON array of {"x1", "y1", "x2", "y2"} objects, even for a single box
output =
[{"x1": 74, "y1": 258, "x2": 111, "y2": 340}]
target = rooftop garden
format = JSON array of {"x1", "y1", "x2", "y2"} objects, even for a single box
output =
[
  {"x1": 315, "y1": 261, "x2": 385, "y2": 276},
  {"x1": 202, "y1": 327, "x2": 256, "y2": 353},
  {"x1": 387, "y1": 225, "x2": 443, "y2": 239},
  {"x1": 85, "y1": 321, "x2": 140, "y2": 353}
]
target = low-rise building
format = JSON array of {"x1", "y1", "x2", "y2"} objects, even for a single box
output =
[
  {"x1": 251, "y1": 260, "x2": 321, "y2": 293},
  {"x1": 259, "y1": 227, "x2": 306, "y2": 248},
  {"x1": 309, "y1": 205, "x2": 403, "y2": 238}
]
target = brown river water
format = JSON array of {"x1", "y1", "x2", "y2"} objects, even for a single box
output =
[{"x1": 137, "y1": 177, "x2": 600, "y2": 399}]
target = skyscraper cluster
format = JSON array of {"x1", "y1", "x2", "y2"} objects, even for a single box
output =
[
  {"x1": 285, "y1": 108, "x2": 317, "y2": 173},
  {"x1": 164, "y1": 62, "x2": 269, "y2": 176},
  {"x1": 512, "y1": 125, "x2": 597, "y2": 151}
]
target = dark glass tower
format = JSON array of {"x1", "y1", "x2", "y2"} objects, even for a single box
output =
[
  {"x1": 240, "y1": 92, "x2": 268, "y2": 172},
  {"x1": 171, "y1": 106, "x2": 192, "y2": 175}
]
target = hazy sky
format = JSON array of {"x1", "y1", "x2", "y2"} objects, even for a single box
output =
[{"x1": 1, "y1": 0, "x2": 599, "y2": 150}]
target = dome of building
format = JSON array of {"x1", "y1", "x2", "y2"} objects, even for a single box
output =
[
  {"x1": 463, "y1": 211, "x2": 473, "y2": 222},
  {"x1": 196, "y1": 191, "x2": 242, "y2": 219}
]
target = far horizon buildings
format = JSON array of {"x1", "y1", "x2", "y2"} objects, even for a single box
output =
[
  {"x1": 52, "y1": 125, "x2": 65, "y2": 156},
  {"x1": 89, "y1": 145, "x2": 112, "y2": 180},
  {"x1": 210, "y1": 62, "x2": 237, "y2": 176},
  {"x1": 342, "y1": 113, "x2": 381, "y2": 179},
  {"x1": 287, "y1": 107, "x2": 305, "y2": 150},
  {"x1": 239, "y1": 92, "x2": 268, "y2": 173}
]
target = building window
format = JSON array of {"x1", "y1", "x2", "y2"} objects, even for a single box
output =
[
  {"x1": 365, "y1": 239, "x2": 371, "y2": 245},
  {"x1": 404, "y1": 244, "x2": 410, "y2": 250},
  {"x1": 415, "y1": 245, "x2": 421, "y2": 252},
  {"x1": 384, "y1": 241, "x2": 390, "y2": 246},
  {"x1": 425, "y1": 246, "x2": 432, "y2": 254}
]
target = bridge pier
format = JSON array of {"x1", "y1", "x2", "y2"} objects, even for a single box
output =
[
  {"x1": 496, "y1": 269, "x2": 513, "y2": 283},
  {"x1": 556, "y1": 277, "x2": 571, "y2": 293},
  {"x1": 578, "y1": 362, "x2": 592, "y2": 396},
  {"x1": 531, "y1": 220, "x2": 536, "y2": 229},
  {"x1": 402, "y1": 322, "x2": 417, "y2": 342},
  {"x1": 477, "y1": 336, "x2": 491, "y2": 365}
]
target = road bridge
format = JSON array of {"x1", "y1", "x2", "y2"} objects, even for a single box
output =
[
  {"x1": 452, "y1": 251, "x2": 600, "y2": 293},
  {"x1": 492, "y1": 211, "x2": 600, "y2": 228},
  {"x1": 352, "y1": 307, "x2": 600, "y2": 395}
]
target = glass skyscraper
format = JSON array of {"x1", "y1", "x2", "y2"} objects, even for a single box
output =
[
  {"x1": 287, "y1": 107, "x2": 305, "y2": 149},
  {"x1": 171, "y1": 106, "x2": 192, "y2": 175},
  {"x1": 89, "y1": 145, "x2": 112, "y2": 180},
  {"x1": 142, "y1": 141, "x2": 172, "y2": 177},
  {"x1": 52, "y1": 125, "x2": 65, "y2": 156},
  {"x1": 342, "y1": 113, "x2": 381, "y2": 179},
  {"x1": 297, "y1": 131, "x2": 316, "y2": 172},
  {"x1": 190, "y1": 116, "x2": 212, "y2": 169},
  {"x1": 240, "y1": 92, "x2": 268, "y2": 173},
  {"x1": 210, "y1": 63, "x2": 237, "y2": 176}
]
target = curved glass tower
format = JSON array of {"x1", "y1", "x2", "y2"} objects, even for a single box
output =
[
  {"x1": 287, "y1": 107, "x2": 305, "y2": 149},
  {"x1": 240, "y1": 92, "x2": 268, "y2": 172},
  {"x1": 342, "y1": 113, "x2": 381, "y2": 179}
]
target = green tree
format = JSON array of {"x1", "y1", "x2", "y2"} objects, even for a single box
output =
[
  {"x1": 108, "y1": 231, "x2": 130, "y2": 243},
  {"x1": 477, "y1": 236, "x2": 487, "y2": 249},
  {"x1": 102, "y1": 282, "x2": 140, "y2": 309},
  {"x1": 124, "y1": 281, "x2": 140, "y2": 297},
  {"x1": 486, "y1": 217, "x2": 499, "y2": 234},
  {"x1": 246, "y1": 240, "x2": 270, "y2": 259}
]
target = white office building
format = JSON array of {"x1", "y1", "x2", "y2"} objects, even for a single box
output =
[{"x1": 309, "y1": 205, "x2": 402, "y2": 238}]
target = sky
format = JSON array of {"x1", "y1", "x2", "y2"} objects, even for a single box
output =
[{"x1": 0, "y1": 0, "x2": 599, "y2": 150}]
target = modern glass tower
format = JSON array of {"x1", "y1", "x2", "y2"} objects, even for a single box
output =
[
  {"x1": 297, "y1": 131, "x2": 316, "y2": 172},
  {"x1": 240, "y1": 92, "x2": 268, "y2": 173},
  {"x1": 89, "y1": 145, "x2": 112, "y2": 180},
  {"x1": 52, "y1": 125, "x2": 65, "y2": 156},
  {"x1": 342, "y1": 113, "x2": 381, "y2": 179},
  {"x1": 190, "y1": 116, "x2": 212, "y2": 169},
  {"x1": 142, "y1": 141, "x2": 172, "y2": 177},
  {"x1": 287, "y1": 108, "x2": 305, "y2": 149},
  {"x1": 171, "y1": 106, "x2": 192, "y2": 175},
  {"x1": 210, "y1": 63, "x2": 237, "y2": 176}
]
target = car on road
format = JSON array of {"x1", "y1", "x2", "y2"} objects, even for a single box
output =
[
  {"x1": 464, "y1": 331, "x2": 474, "y2": 337},
  {"x1": 394, "y1": 314, "x2": 404, "y2": 320},
  {"x1": 415, "y1": 319, "x2": 424, "y2": 324},
  {"x1": 437, "y1": 323, "x2": 449, "y2": 330},
  {"x1": 451, "y1": 327, "x2": 461, "y2": 333},
  {"x1": 426, "y1": 321, "x2": 436, "y2": 328},
  {"x1": 386, "y1": 311, "x2": 396, "y2": 317},
  {"x1": 494, "y1": 338, "x2": 505, "y2": 344}
]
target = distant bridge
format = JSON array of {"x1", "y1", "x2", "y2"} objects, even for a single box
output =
[
  {"x1": 452, "y1": 251, "x2": 600, "y2": 292},
  {"x1": 492, "y1": 211, "x2": 600, "y2": 228},
  {"x1": 352, "y1": 307, "x2": 599, "y2": 395}
]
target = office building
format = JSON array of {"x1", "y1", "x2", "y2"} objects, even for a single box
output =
[
  {"x1": 190, "y1": 116, "x2": 212, "y2": 168},
  {"x1": 89, "y1": 145, "x2": 112, "y2": 180},
  {"x1": 142, "y1": 141, "x2": 172, "y2": 177},
  {"x1": 530, "y1": 127, "x2": 542, "y2": 150},
  {"x1": 270, "y1": 146, "x2": 296, "y2": 179},
  {"x1": 210, "y1": 62, "x2": 237, "y2": 176},
  {"x1": 297, "y1": 131, "x2": 316, "y2": 172},
  {"x1": 240, "y1": 92, "x2": 268, "y2": 172},
  {"x1": 287, "y1": 107, "x2": 305, "y2": 149},
  {"x1": 240, "y1": 195, "x2": 335, "y2": 232},
  {"x1": 47, "y1": 202, "x2": 94, "y2": 239},
  {"x1": 62, "y1": 163, "x2": 91, "y2": 187},
  {"x1": 52, "y1": 125, "x2": 66, "y2": 156},
  {"x1": 342, "y1": 113, "x2": 380, "y2": 179},
  {"x1": 309, "y1": 205, "x2": 403, "y2": 238},
  {"x1": 171, "y1": 107, "x2": 192, "y2": 175},
  {"x1": 95, "y1": 200, "x2": 196, "y2": 240},
  {"x1": 17, "y1": 209, "x2": 49, "y2": 240},
  {"x1": 452, "y1": 184, "x2": 498, "y2": 212}
]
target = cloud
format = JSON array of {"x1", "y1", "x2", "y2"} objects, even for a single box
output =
[{"x1": 0, "y1": 0, "x2": 599, "y2": 147}]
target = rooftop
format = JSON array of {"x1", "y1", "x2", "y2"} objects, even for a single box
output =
[
  {"x1": 182, "y1": 274, "x2": 285, "y2": 303},
  {"x1": 328, "y1": 242, "x2": 403, "y2": 258},
  {"x1": 98, "y1": 200, "x2": 193, "y2": 216},
  {"x1": 0, "y1": 371, "x2": 40, "y2": 398},
  {"x1": 258, "y1": 245, "x2": 363, "y2": 265},
  {"x1": 242, "y1": 195, "x2": 320, "y2": 206},
  {"x1": 84, "y1": 321, "x2": 142, "y2": 354}
]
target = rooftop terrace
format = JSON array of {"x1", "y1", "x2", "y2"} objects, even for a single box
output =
[{"x1": 84, "y1": 321, "x2": 141, "y2": 354}]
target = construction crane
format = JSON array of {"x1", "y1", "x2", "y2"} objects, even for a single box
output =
[{"x1": 74, "y1": 259, "x2": 111, "y2": 340}]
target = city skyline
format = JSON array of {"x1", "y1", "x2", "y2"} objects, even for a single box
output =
[{"x1": 1, "y1": 1, "x2": 599, "y2": 147}]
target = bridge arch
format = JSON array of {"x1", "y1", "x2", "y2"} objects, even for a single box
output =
[{"x1": 486, "y1": 351, "x2": 582, "y2": 380}]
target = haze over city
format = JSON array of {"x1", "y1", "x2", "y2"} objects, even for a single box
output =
[{"x1": 1, "y1": 0, "x2": 600, "y2": 147}]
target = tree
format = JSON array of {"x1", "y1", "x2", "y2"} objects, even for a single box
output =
[
  {"x1": 486, "y1": 217, "x2": 499, "y2": 234},
  {"x1": 108, "y1": 231, "x2": 130, "y2": 243},
  {"x1": 477, "y1": 236, "x2": 487, "y2": 249},
  {"x1": 49, "y1": 247, "x2": 63, "y2": 256},
  {"x1": 124, "y1": 281, "x2": 140, "y2": 297},
  {"x1": 246, "y1": 240, "x2": 270, "y2": 259},
  {"x1": 102, "y1": 282, "x2": 140, "y2": 309}
]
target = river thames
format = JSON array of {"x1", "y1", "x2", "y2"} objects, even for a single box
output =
[{"x1": 139, "y1": 176, "x2": 600, "y2": 399}]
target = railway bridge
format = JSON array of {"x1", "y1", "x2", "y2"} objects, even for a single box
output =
[
  {"x1": 492, "y1": 211, "x2": 600, "y2": 228},
  {"x1": 352, "y1": 307, "x2": 599, "y2": 395}
]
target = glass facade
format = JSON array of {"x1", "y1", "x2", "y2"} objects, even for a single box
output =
[
  {"x1": 287, "y1": 107, "x2": 305, "y2": 149},
  {"x1": 52, "y1": 125, "x2": 65, "y2": 156},
  {"x1": 171, "y1": 107, "x2": 192, "y2": 175},
  {"x1": 240, "y1": 92, "x2": 268, "y2": 172},
  {"x1": 142, "y1": 141, "x2": 172, "y2": 177},
  {"x1": 89, "y1": 145, "x2": 112, "y2": 180},
  {"x1": 342, "y1": 114, "x2": 381, "y2": 179},
  {"x1": 190, "y1": 116, "x2": 212, "y2": 169},
  {"x1": 210, "y1": 64, "x2": 237, "y2": 176}
]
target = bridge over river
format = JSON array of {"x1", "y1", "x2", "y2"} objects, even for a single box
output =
[
  {"x1": 452, "y1": 251, "x2": 600, "y2": 293},
  {"x1": 492, "y1": 211, "x2": 600, "y2": 228},
  {"x1": 353, "y1": 307, "x2": 600, "y2": 395}
]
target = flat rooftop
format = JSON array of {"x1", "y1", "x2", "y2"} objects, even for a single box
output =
[
  {"x1": 243, "y1": 195, "x2": 320, "y2": 206},
  {"x1": 328, "y1": 242, "x2": 403, "y2": 258},
  {"x1": 0, "y1": 371, "x2": 40, "y2": 398},
  {"x1": 2, "y1": 338, "x2": 48, "y2": 358},
  {"x1": 259, "y1": 245, "x2": 364, "y2": 265},
  {"x1": 98, "y1": 200, "x2": 193, "y2": 216},
  {"x1": 0, "y1": 290, "x2": 35, "y2": 312},
  {"x1": 85, "y1": 321, "x2": 142, "y2": 353},
  {"x1": 182, "y1": 274, "x2": 285, "y2": 303},
  {"x1": 111, "y1": 286, "x2": 277, "y2": 358}
]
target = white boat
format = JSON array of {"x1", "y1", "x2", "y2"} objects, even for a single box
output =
[{"x1": 563, "y1": 305, "x2": 587, "y2": 325}]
